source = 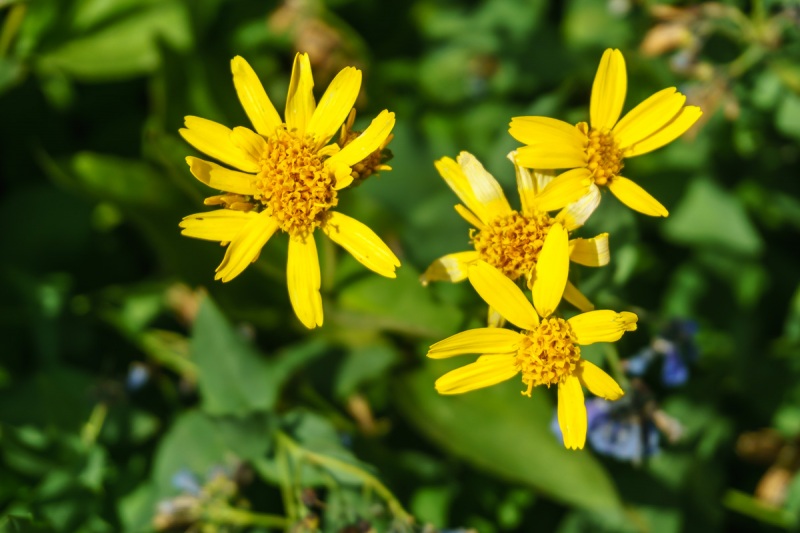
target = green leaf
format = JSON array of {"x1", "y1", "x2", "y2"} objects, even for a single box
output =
[
  {"x1": 67, "y1": 152, "x2": 181, "y2": 209},
  {"x1": 36, "y1": 2, "x2": 192, "y2": 81},
  {"x1": 776, "y1": 93, "x2": 800, "y2": 141},
  {"x1": 191, "y1": 296, "x2": 327, "y2": 415},
  {"x1": 151, "y1": 410, "x2": 272, "y2": 497},
  {"x1": 0, "y1": 515, "x2": 55, "y2": 533},
  {"x1": 393, "y1": 360, "x2": 624, "y2": 514},
  {"x1": 334, "y1": 343, "x2": 399, "y2": 399},
  {"x1": 0, "y1": 58, "x2": 24, "y2": 96},
  {"x1": 662, "y1": 179, "x2": 763, "y2": 257},
  {"x1": 337, "y1": 266, "x2": 463, "y2": 339}
]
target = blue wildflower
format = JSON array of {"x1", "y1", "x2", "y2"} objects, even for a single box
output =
[
  {"x1": 126, "y1": 362, "x2": 150, "y2": 391},
  {"x1": 171, "y1": 468, "x2": 202, "y2": 496},
  {"x1": 550, "y1": 393, "x2": 662, "y2": 464},
  {"x1": 624, "y1": 318, "x2": 699, "y2": 387}
]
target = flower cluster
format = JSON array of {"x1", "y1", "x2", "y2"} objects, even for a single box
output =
[
  {"x1": 177, "y1": 49, "x2": 701, "y2": 450},
  {"x1": 422, "y1": 49, "x2": 701, "y2": 450},
  {"x1": 178, "y1": 54, "x2": 398, "y2": 328}
]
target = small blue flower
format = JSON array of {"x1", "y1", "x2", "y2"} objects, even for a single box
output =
[
  {"x1": 624, "y1": 318, "x2": 699, "y2": 387},
  {"x1": 171, "y1": 468, "x2": 202, "y2": 496},
  {"x1": 551, "y1": 397, "x2": 660, "y2": 463},
  {"x1": 625, "y1": 347, "x2": 657, "y2": 377},
  {"x1": 126, "y1": 363, "x2": 150, "y2": 391}
]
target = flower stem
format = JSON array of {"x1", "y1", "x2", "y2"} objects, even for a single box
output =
[
  {"x1": 206, "y1": 504, "x2": 289, "y2": 529},
  {"x1": 276, "y1": 431, "x2": 413, "y2": 524},
  {"x1": 603, "y1": 344, "x2": 630, "y2": 391}
]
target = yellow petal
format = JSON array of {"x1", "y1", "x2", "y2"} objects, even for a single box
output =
[
  {"x1": 487, "y1": 306, "x2": 506, "y2": 328},
  {"x1": 285, "y1": 52, "x2": 315, "y2": 135},
  {"x1": 322, "y1": 211, "x2": 400, "y2": 278},
  {"x1": 625, "y1": 106, "x2": 703, "y2": 157},
  {"x1": 326, "y1": 110, "x2": 396, "y2": 168},
  {"x1": 590, "y1": 49, "x2": 627, "y2": 131},
  {"x1": 533, "y1": 170, "x2": 556, "y2": 193},
  {"x1": 287, "y1": 234, "x2": 323, "y2": 329},
  {"x1": 420, "y1": 250, "x2": 480, "y2": 285},
  {"x1": 330, "y1": 161, "x2": 354, "y2": 190},
  {"x1": 515, "y1": 143, "x2": 587, "y2": 171},
  {"x1": 576, "y1": 360, "x2": 624, "y2": 400},
  {"x1": 432, "y1": 157, "x2": 487, "y2": 224},
  {"x1": 435, "y1": 355, "x2": 519, "y2": 395},
  {"x1": 468, "y1": 261, "x2": 539, "y2": 330},
  {"x1": 180, "y1": 209, "x2": 257, "y2": 242},
  {"x1": 555, "y1": 184, "x2": 601, "y2": 231},
  {"x1": 531, "y1": 222, "x2": 569, "y2": 318},
  {"x1": 186, "y1": 157, "x2": 258, "y2": 195},
  {"x1": 456, "y1": 152, "x2": 512, "y2": 221},
  {"x1": 214, "y1": 211, "x2": 279, "y2": 282},
  {"x1": 428, "y1": 328, "x2": 523, "y2": 359},
  {"x1": 231, "y1": 56, "x2": 283, "y2": 137},
  {"x1": 568, "y1": 310, "x2": 638, "y2": 345},
  {"x1": 509, "y1": 151, "x2": 559, "y2": 216},
  {"x1": 307, "y1": 67, "x2": 361, "y2": 149},
  {"x1": 608, "y1": 177, "x2": 668, "y2": 217},
  {"x1": 562, "y1": 281, "x2": 595, "y2": 312},
  {"x1": 454, "y1": 204, "x2": 485, "y2": 229},
  {"x1": 508, "y1": 150, "x2": 536, "y2": 215},
  {"x1": 509, "y1": 116, "x2": 586, "y2": 151},
  {"x1": 569, "y1": 233, "x2": 610, "y2": 267},
  {"x1": 612, "y1": 88, "x2": 686, "y2": 149},
  {"x1": 533, "y1": 168, "x2": 593, "y2": 212},
  {"x1": 558, "y1": 375, "x2": 587, "y2": 450},
  {"x1": 230, "y1": 126, "x2": 267, "y2": 163},
  {"x1": 180, "y1": 116, "x2": 260, "y2": 173}
]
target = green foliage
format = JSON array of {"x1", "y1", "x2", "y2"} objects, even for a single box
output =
[{"x1": 1, "y1": 0, "x2": 800, "y2": 531}]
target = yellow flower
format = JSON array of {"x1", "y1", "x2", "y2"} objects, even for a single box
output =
[
  {"x1": 427, "y1": 260, "x2": 637, "y2": 450},
  {"x1": 509, "y1": 48, "x2": 702, "y2": 217},
  {"x1": 179, "y1": 54, "x2": 399, "y2": 329},
  {"x1": 421, "y1": 150, "x2": 605, "y2": 315}
]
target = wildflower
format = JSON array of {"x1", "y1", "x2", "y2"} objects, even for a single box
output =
[
  {"x1": 179, "y1": 54, "x2": 399, "y2": 328},
  {"x1": 126, "y1": 362, "x2": 150, "y2": 391},
  {"x1": 421, "y1": 151, "x2": 603, "y2": 315},
  {"x1": 550, "y1": 381, "x2": 684, "y2": 462},
  {"x1": 509, "y1": 48, "x2": 702, "y2": 217},
  {"x1": 427, "y1": 259, "x2": 637, "y2": 449},
  {"x1": 625, "y1": 318, "x2": 698, "y2": 387}
]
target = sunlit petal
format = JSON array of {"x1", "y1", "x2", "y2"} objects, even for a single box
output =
[
  {"x1": 420, "y1": 251, "x2": 480, "y2": 285},
  {"x1": 428, "y1": 328, "x2": 524, "y2": 359},
  {"x1": 435, "y1": 355, "x2": 519, "y2": 394},
  {"x1": 590, "y1": 49, "x2": 627, "y2": 131},
  {"x1": 558, "y1": 376, "x2": 587, "y2": 450}
]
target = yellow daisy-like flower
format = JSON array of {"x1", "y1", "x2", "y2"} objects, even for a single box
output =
[
  {"x1": 509, "y1": 48, "x2": 702, "y2": 217},
  {"x1": 427, "y1": 259, "x2": 637, "y2": 450},
  {"x1": 421, "y1": 150, "x2": 604, "y2": 314},
  {"x1": 179, "y1": 54, "x2": 399, "y2": 329}
]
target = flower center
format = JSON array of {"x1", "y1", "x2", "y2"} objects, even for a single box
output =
[
  {"x1": 585, "y1": 128, "x2": 624, "y2": 186},
  {"x1": 471, "y1": 211, "x2": 554, "y2": 281},
  {"x1": 253, "y1": 128, "x2": 337, "y2": 238},
  {"x1": 516, "y1": 317, "x2": 581, "y2": 396}
]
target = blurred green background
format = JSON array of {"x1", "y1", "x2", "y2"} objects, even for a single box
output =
[{"x1": 2, "y1": 0, "x2": 800, "y2": 531}]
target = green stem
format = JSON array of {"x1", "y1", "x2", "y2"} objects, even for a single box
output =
[
  {"x1": 276, "y1": 434, "x2": 301, "y2": 524},
  {"x1": 276, "y1": 432, "x2": 413, "y2": 524},
  {"x1": 322, "y1": 233, "x2": 337, "y2": 292},
  {"x1": 81, "y1": 402, "x2": 108, "y2": 446},
  {"x1": 603, "y1": 344, "x2": 630, "y2": 391},
  {"x1": 727, "y1": 44, "x2": 766, "y2": 79},
  {"x1": 206, "y1": 504, "x2": 289, "y2": 529},
  {"x1": 0, "y1": 3, "x2": 25, "y2": 57}
]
